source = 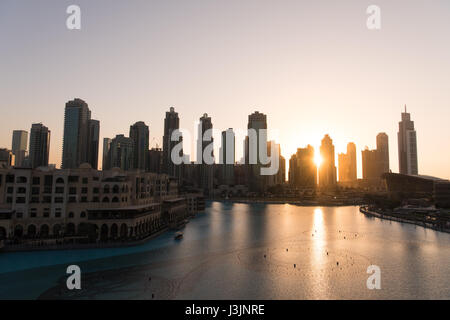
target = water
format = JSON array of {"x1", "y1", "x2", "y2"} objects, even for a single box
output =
[{"x1": 1, "y1": 202, "x2": 449, "y2": 299}]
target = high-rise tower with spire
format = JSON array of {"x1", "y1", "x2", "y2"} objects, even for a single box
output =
[{"x1": 398, "y1": 105, "x2": 418, "y2": 175}]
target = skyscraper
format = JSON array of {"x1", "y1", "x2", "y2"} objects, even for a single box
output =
[
  {"x1": 338, "y1": 142, "x2": 357, "y2": 183},
  {"x1": 220, "y1": 128, "x2": 235, "y2": 185},
  {"x1": 197, "y1": 113, "x2": 214, "y2": 194},
  {"x1": 162, "y1": 107, "x2": 181, "y2": 177},
  {"x1": 266, "y1": 141, "x2": 285, "y2": 186},
  {"x1": 361, "y1": 133, "x2": 390, "y2": 181},
  {"x1": 87, "y1": 119, "x2": 100, "y2": 170},
  {"x1": 319, "y1": 134, "x2": 337, "y2": 188},
  {"x1": 361, "y1": 147, "x2": 380, "y2": 180},
  {"x1": 29, "y1": 123, "x2": 50, "y2": 168},
  {"x1": 279, "y1": 154, "x2": 286, "y2": 185},
  {"x1": 376, "y1": 132, "x2": 390, "y2": 174},
  {"x1": 62, "y1": 98, "x2": 100, "y2": 169},
  {"x1": 11, "y1": 130, "x2": 28, "y2": 167},
  {"x1": 398, "y1": 106, "x2": 418, "y2": 175},
  {"x1": 246, "y1": 111, "x2": 268, "y2": 193},
  {"x1": 148, "y1": 148, "x2": 163, "y2": 174},
  {"x1": 102, "y1": 138, "x2": 112, "y2": 170},
  {"x1": 130, "y1": 121, "x2": 149, "y2": 170},
  {"x1": 109, "y1": 134, "x2": 134, "y2": 171},
  {"x1": 289, "y1": 145, "x2": 317, "y2": 188},
  {"x1": 197, "y1": 113, "x2": 214, "y2": 164}
]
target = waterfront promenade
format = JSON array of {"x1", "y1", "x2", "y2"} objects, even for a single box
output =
[{"x1": 360, "y1": 206, "x2": 450, "y2": 234}]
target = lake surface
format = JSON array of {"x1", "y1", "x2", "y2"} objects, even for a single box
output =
[{"x1": 1, "y1": 202, "x2": 449, "y2": 299}]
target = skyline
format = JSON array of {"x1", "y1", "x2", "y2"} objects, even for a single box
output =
[
  {"x1": 1, "y1": 1, "x2": 450, "y2": 179},
  {"x1": 1, "y1": 101, "x2": 426, "y2": 183}
]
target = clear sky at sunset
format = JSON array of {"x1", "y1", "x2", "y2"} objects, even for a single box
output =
[{"x1": 1, "y1": 0, "x2": 449, "y2": 179}]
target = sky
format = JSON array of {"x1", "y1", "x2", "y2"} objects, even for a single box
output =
[{"x1": 1, "y1": 0, "x2": 449, "y2": 179}]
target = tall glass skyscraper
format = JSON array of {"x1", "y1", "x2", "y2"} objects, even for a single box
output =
[
  {"x1": 11, "y1": 130, "x2": 28, "y2": 167},
  {"x1": 376, "y1": 132, "x2": 390, "y2": 174},
  {"x1": 319, "y1": 134, "x2": 337, "y2": 188},
  {"x1": 110, "y1": 134, "x2": 134, "y2": 171},
  {"x1": 29, "y1": 123, "x2": 50, "y2": 168},
  {"x1": 162, "y1": 107, "x2": 182, "y2": 177},
  {"x1": 220, "y1": 128, "x2": 235, "y2": 185},
  {"x1": 130, "y1": 121, "x2": 149, "y2": 170},
  {"x1": 398, "y1": 106, "x2": 418, "y2": 175},
  {"x1": 102, "y1": 138, "x2": 112, "y2": 170},
  {"x1": 62, "y1": 98, "x2": 100, "y2": 169},
  {"x1": 246, "y1": 111, "x2": 268, "y2": 193},
  {"x1": 197, "y1": 113, "x2": 214, "y2": 195},
  {"x1": 338, "y1": 142, "x2": 357, "y2": 183}
]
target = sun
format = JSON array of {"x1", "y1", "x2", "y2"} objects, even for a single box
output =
[{"x1": 314, "y1": 153, "x2": 323, "y2": 167}]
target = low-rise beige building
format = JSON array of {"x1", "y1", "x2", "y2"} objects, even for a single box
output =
[{"x1": 0, "y1": 164, "x2": 204, "y2": 248}]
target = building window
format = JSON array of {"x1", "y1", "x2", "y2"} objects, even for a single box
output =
[
  {"x1": 68, "y1": 175, "x2": 79, "y2": 183},
  {"x1": 6, "y1": 175, "x2": 15, "y2": 183},
  {"x1": 32, "y1": 187, "x2": 40, "y2": 195},
  {"x1": 92, "y1": 196, "x2": 99, "y2": 202},
  {"x1": 32, "y1": 177, "x2": 40, "y2": 185},
  {"x1": 68, "y1": 212, "x2": 74, "y2": 218},
  {"x1": 56, "y1": 177, "x2": 65, "y2": 184},
  {"x1": 16, "y1": 197, "x2": 26, "y2": 204},
  {"x1": 16, "y1": 176, "x2": 27, "y2": 183},
  {"x1": 16, "y1": 212, "x2": 23, "y2": 218},
  {"x1": 16, "y1": 187, "x2": 26, "y2": 194},
  {"x1": 54, "y1": 197, "x2": 64, "y2": 203},
  {"x1": 55, "y1": 187, "x2": 64, "y2": 194},
  {"x1": 93, "y1": 187, "x2": 99, "y2": 194},
  {"x1": 69, "y1": 187, "x2": 77, "y2": 195},
  {"x1": 82, "y1": 177, "x2": 88, "y2": 184},
  {"x1": 43, "y1": 209, "x2": 50, "y2": 218},
  {"x1": 81, "y1": 187, "x2": 88, "y2": 194},
  {"x1": 7, "y1": 187, "x2": 13, "y2": 194},
  {"x1": 80, "y1": 211, "x2": 86, "y2": 218},
  {"x1": 6, "y1": 197, "x2": 12, "y2": 204},
  {"x1": 31, "y1": 197, "x2": 39, "y2": 203},
  {"x1": 44, "y1": 175, "x2": 53, "y2": 186},
  {"x1": 81, "y1": 196, "x2": 88, "y2": 203},
  {"x1": 43, "y1": 196, "x2": 51, "y2": 203},
  {"x1": 69, "y1": 196, "x2": 77, "y2": 203},
  {"x1": 30, "y1": 209, "x2": 37, "y2": 218},
  {"x1": 55, "y1": 212, "x2": 61, "y2": 218}
]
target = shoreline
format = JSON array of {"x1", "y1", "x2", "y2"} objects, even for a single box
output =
[
  {"x1": 1, "y1": 227, "x2": 170, "y2": 253},
  {"x1": 210, "y1": 198, "x2": 364, "y2": 207},
  {"x1": 359, "y1": 206, "x2": 450, "y2": 234},
  {"x1": 1, "y1": 215, "x2": 196, "y2": 253}
]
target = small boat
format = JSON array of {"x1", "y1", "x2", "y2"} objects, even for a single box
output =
[{"x1": 174, "y1": 232, "x2": 183, "y2": 240}]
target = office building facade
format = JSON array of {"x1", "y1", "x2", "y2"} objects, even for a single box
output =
[
  {"x1": 289, "y1": 145, "x2": 317, "y2": 189},
  {"x1": 130, "y1": 121, "x2": 149, "y2": 171},
  {"x1": 319, "y1": 134, "x2": 337, "y2": 188},
  {"x1": 62, "y1": 98, "x2": 100, "y2": 169},
  {"x1": 29, "y1": 123, "x2": 50, "y2": 169},
  {"x1": 338, "y1": 142, "x2": 357, "y2": 183},
  {"x1": 398, "y1": 106, "x2": 418, "y2": 175},
  {"x1": 11, "y1": 130, "x2": 28, "y2": 167}
]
